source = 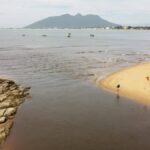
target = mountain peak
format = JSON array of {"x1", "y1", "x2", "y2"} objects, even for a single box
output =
[
  {"x1": 75, "y1": 13, "x2": 82, "y2": 17},
  {"x1": 61, "y1": 14, "x2": 71, "y2": 17},
  {"x1": 25, "y1": 13, "x2": 118, "y2": 29}
]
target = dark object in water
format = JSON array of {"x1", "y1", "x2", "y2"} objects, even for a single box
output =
[
  {"x1": 42, "y1": 34, "x2": 47, "y2": 37},
  {"x1": 67, "y1": 33, "x2": 71, "y2": 38},
  {"x1": 90, "y1": 34, "x2": 95, "y2": 37},
  {"x1": 22, "y1": 34, "x2": 26, "y2": 37},
  {"x1": 87, "y1": 73, "x2": 95, "y2": 77}
]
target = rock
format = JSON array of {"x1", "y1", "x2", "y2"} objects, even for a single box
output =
[
  {"x1": 0, "y1": 109, "x2": 6, "y2": 117},
  {"x1": 0, "y1": 102, "x2": 10, "y2": 109},
  {"x1": 1, "y1": 83, "x2": 9, "y2": 92},
  {"x1": 5, "y1": 120, "x2": 13, "y2": 130},
  {"x1": 0, "y1": 79, "x2": 5, "y2": 84},
  {"x1": 0, "y1": 86, "x2": 3, "y2": 94},
  {"x1": 0, "y1": 78, "x2": 30, "y2": 144},
  {"x1": 20, "y1": 87, "x2": 30, "y2": 97},
  {"x1": 0, "y1": 127, "x2": 5, "y2": 133},
  {"x1": 6, "y1": 80, "x2": 15, "y2": 86},
  {"x1": 0, "y1": 117, "x2": 7, "y2": 124},
  {"x1": 4, "y1": 108, "x2": 17, "y2": 117},
  {"x1": 23, "y1": 86, "x2": 31, "y2": 92},
  {"x1": 13, "y1": 98, "x2": 24, "y2": 106},
  {"x1": 0, "y1": 132, "x2": 6, "y2": 141},
  {"x1": 9, "y1": 85, "x2": 17, "y2": 91},
  {"x1": 11, "y1": 90, "x2": 20, "y2": 96},
  {"x1": 0, "y1": 94, "x2": 7, "y2": 102}
]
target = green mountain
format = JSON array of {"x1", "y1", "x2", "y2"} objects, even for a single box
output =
[{"x1": 25, "y1": 13, "x2": 118, "y2": 29}]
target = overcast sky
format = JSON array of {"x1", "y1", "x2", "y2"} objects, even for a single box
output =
[{"x1": 0, "y1": 0, "x2": 150, "y2": 27}]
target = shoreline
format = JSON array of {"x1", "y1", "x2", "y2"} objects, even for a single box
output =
[
  {"x1": 97, "y1": 62, "x2": 150, "y2": 105},
  {"x1": 0, "y1": 78, "x2": 30, "y2": 145}
]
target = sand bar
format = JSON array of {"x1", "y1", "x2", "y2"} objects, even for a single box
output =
[{"x1": 98, "y1": 62, "x2": 150, "y2": 105}]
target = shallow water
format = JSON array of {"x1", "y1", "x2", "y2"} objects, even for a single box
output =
[{"x1": 1, "y1": 29, "x2": 150, "y2": 150}]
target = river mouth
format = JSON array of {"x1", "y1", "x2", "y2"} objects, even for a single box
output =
[{"x1": 1, "y1": 29, "x2": 150, "y2": 149}]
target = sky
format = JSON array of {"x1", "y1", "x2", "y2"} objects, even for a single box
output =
[{"x1": 0, "y1": 0, "x2": 150, "y2": 27}]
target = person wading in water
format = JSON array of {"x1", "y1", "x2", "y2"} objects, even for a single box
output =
[
  {"x1": 117, "y1": 84, "x2": 120, "y2": 90},
  {"x1": 116, "y1": 84, "x2": 120, "y2": 100}
]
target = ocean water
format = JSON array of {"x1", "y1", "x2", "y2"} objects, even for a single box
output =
[{"x1": 1, "y1": 29, "x2": 150, "y2": 150}]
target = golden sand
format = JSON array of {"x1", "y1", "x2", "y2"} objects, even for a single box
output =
[{"x1": 99, "y1": 62, "x2": 150, "y2": 105}]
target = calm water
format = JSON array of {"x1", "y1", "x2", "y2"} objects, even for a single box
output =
[{"x1": 1, "y1": 29, "x2": 150, "y2": 150}]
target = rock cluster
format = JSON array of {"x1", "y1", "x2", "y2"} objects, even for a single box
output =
[{"x1": 0, "y1": 78, "x2": 30, "y2": 144}]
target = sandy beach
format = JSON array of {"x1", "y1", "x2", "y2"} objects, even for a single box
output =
[{"x1": 99, "y1": 62, "x2": 150, "y2": 105}]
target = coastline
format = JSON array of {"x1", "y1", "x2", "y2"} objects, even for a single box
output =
[
  {"x1": 97, "y1": 62, "x2": 150, "y2": 105},
  {"x1": 0, "y1": 78, "x2": 30, "y2": 145}
]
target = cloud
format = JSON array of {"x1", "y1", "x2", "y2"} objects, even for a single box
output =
[{"x1": 0, "y1": 0, "x2": 150, "y2": 27}]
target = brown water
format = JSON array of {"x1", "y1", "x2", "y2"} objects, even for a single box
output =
[{"x1": 1, "y1": 29, "x2": 150, "y2": 150}]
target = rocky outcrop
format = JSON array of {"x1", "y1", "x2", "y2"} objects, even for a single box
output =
[{"x1": 0, "y1": 78, "x2": 30, "y2": 144}]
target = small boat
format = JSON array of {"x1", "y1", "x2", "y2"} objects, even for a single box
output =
[
  {"x1": 67, "y1": 33, "x2": 71, "y2": 38},
  {"x1": 90, "y1": 34, "x2": 95, "y2": 37},
  {"x1": 42, "y1": 34, "x2": 47, "y2": 37}
]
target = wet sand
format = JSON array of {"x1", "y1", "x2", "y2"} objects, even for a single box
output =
[{"x1": 99, "y1": 62, "x2": 150, "y2": 105}]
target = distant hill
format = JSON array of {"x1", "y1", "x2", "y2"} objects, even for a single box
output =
[{"x1": 25, "y1": 13, "x2": 118, "y2": 29}]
